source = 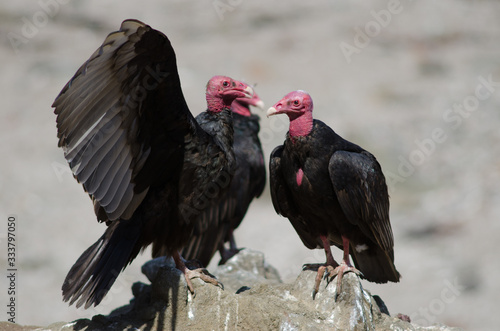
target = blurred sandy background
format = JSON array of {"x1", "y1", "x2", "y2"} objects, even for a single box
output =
[{"x1": 1, "y1": 1, "x2": 500, "y2": 329}]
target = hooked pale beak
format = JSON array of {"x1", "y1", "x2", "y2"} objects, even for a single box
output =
[
  {"x1": 266, "y1": 107, "x2": 277, "y2": 117},
  {"x1": 241, "y1": 85, "x2": 254, "y2": 99},
  {"x1": 254, "y1": 100, "x2": 265, "y2": 110},
  {"x1": 266, "y1": 102, "x2": 282, "y2": 117},
  {"x1": 222, "y1": 84, "x2": 254, "y2": 100}
]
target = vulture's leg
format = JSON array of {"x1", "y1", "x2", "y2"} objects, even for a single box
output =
[
  {"x1": 218, "y1": 230, "x2": 242, "y2": 265},
  {"x1": 303, "y1": 235, "x2": 340, "y2": 299},
  {"x1": 303, "y1": 236, "x2": 362, "y2": 299},
  {"x1": 329, "y1": 236, "x2": 363, "y2": 300}
]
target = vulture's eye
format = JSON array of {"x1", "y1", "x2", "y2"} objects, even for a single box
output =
[
  {"x1": 293, "y1": 100, "x2": 300, "y2": 106},
  {"x1": 222, "y1": 81, "x2": 229, "y2": 87}
]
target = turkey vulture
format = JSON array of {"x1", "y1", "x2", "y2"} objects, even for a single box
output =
[
  {"x1": 267, "y1": 91, "x2": 400, "y2": 298},
  {"x1": 181, "y1": 91, "x2": 266, "y2": 266},
  {"x1": 53, "y1": 19, "x2": 253, "y2": 308}
]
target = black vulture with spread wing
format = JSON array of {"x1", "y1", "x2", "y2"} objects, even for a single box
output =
[{"x1": 53, "y1": 19, "x2": 253, "y2": 308}]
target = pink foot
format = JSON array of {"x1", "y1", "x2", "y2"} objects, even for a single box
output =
[
  {"x1": 306, "y1": 235, "x2": 363, "y2": 300},
  {"x1": 173, "y1": 251, "x2": 224, "y2": 295},
  {"x1": 303, "y1": 262, "x2": 339, "y2": 299},
  {"x1": 330, "y1": 261, "x2": 362, "y2": 300},
  {"x1": 184, "y1": 267, "x2": 224, "y2": 296}
]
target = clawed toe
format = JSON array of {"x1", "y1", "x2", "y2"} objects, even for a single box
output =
[
  {"x1": 173, "y1": 253, "x2": 224, "y2": 295},
  {"x1": 312, "y1": 265, "x2": 326, "y2": 299},
  {"x1": 331, "y1": 263, "x2": 362, "y2": 301},
  {"x1": 311, "y1": 262, "x2": 362, "y2": 300},
  {"x1": 184, "y1": 268, "x2": 224, "y2": 294},
  {"x1": 311, "y1": 264, "x2": 336, "y2": 299}
]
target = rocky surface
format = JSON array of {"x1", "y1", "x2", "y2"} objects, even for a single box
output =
[
  {"x1": 2, "y1": 1, "x2": 500, "y2": 329},
  {"x1": 1, "y1": 250, "x2": 462, "y2": 331}
]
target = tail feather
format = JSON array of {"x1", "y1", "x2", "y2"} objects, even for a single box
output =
[
  {"x1": 180, "y1": 223, "x2": 227, "y2": 267},
  {"x1": 350, "y1": 246, "x2": 400, "y2": 284},
  {"x1": 62, "y1": 220, "x2": 142, "y2": 308}
]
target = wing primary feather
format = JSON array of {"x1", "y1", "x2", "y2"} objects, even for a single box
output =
[
  {"x1": 83, "y1": 128, "x2": 126, "y2": 194},
  {"x1": 90, "y1": 130, "x2": 129, "y2": 201},
  {"x1": 94, "y1": 134, "x2": 131, "y2": 205},
  {"x1": 70, "y1": 113, "x2": 124, "y2": 180},
  {"x1": 104, "y1": 167, "x2": 133, "y2": 216}
]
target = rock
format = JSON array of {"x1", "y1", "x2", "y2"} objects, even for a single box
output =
[
  {"x1": 15, "y1": 250, "x2": 463, "y2": 330},
  {"x1": 212, "y1": 248, "x2": 282, "y2": 292},
  {"x1": 141, "y1": 256, "x2": 176, "y2": 283},
  {"x1": 0, "y1": 322, "x2": 41, "y2": 331},
  {"x1": 290, "y1": 270, "x2": 378, "y2": 330}
]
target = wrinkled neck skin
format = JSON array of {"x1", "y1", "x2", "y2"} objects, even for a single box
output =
[
  {"x1": 288, "y1": 112, "x2": 313, "y2": 141},
  {"x1": 206, "y1": 94, "x2": 231, "y2": 114},
  {"x1": 231, "y1": 101, "x2": 251, "y2": 117}
]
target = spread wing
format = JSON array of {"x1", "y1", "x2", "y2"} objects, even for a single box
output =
[
  {"x1": 53, "y1": 19, "x2": 197, "y2": 222},
  {"x1": 328, "y1": 150, "x2": 394, "y2": 251}
]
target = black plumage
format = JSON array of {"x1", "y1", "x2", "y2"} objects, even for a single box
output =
[
  {"x1": 182, "y1": 93, "x2": 266, "y2": 266},
  {"x1": 268, "y1": 91, "x2": 400, "y2": 298},
  {"x1": 53, "y1": 19, "x2": 253, "y2": 308}
]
